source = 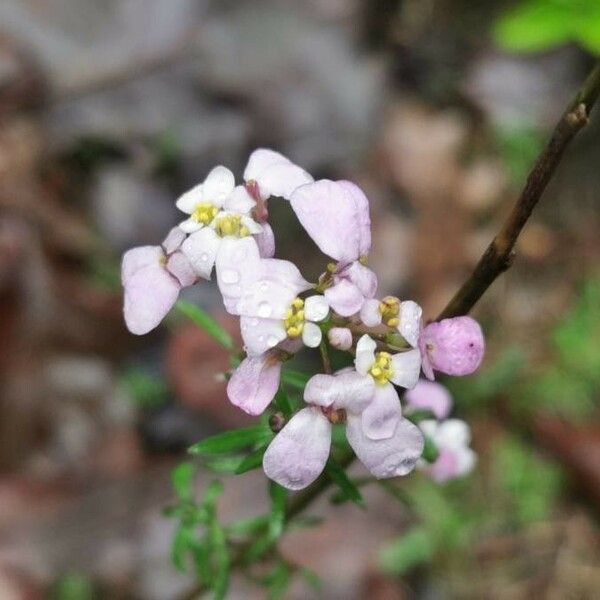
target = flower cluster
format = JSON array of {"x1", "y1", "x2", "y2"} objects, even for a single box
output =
[{"x1": 122, "y1": 149, "x2": 485, "y2": 490}]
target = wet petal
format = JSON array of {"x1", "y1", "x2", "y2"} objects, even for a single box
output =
[
  {"x1": 389, "y1": 348, "x2": 421, "y2": 389},
  {"x1": 324, "y1": 279, "x2": 364, "y2": 317},
  {"x1": 346, "y1": 414, "x2": 424, "y2": 479},
  {"x1": 254, "y1": 222, "x2": 275, "y2": 258},
  {"x1": 222, "y1": 185, "x2": 256, "y2": 214},
  {"x1": 345, "y1": 262, "x2": 377, "y2": 299},
  {"x1": 302, "y1": 321, "x2": 322, "y2": 348},
  {"x1": 180, "y1": 227, "x2": 221, "y2": 280},
  {"x1": 179, "y1": 218, "x2": 203, "y2": 234},
  {"x1": 327, "y1": 327, "x2": 353, "y2": 351},
  {"x1": 398, "y1": 300, "x2": 422, "y2": 348},
  {"x1": 336, "y1": 180, "x2": 371, "y2": 256},
  {"x1": 260, "y1": 259, "x2": 312, "y2": 293},
  {"x1": 355, "y1": 334, "x2": 377, "y2": 376},
  {"x1": 290, "y1": 180, "x2": 369, "y2": 263},
  {"x1": 236, "y1": 280, "x2": 299, "y2": 320},
  {"x1": 176, "y1": 183, "x2": 204, "y2": 214},
  {"x1": 405, "y1": 380, "x2": 453, "y2": 420},
  {"x1": 227, "y1": 353, "x2": 282, "y2": 416},
  {"x1": 304, "y1": 295, "x2": 329, "y2": 322},
  {"x1": 240, "y1": 316, "x2": 287, "y2": 356},
  {"x1": 360, "y1": 298, "x2": 382, "y2": 327},
  {"x1": 304, "y1": 371, "x2": 375, "y2": 414},
  {"x1": 165, "y1": 251, "x2": 196, "y2": 287},
  {"x1": 121, "y1": 245, "x2": 162, "y2": 281},
  {"x1": 263, "y1": 407, "x2": 331, "y2": 490},
  {"x1": 162, "y1": 227, "x2": 186, "y2": 254},
  {"x1": 361, "y1": 384, "x2": 402, "y2": 440},
  {"x1": 203, "y1": 165, "x2": 235, "y2": 205}
]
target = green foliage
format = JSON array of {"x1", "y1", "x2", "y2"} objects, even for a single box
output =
[
  {"x1": 48, "y1": 573, "x2": 94, "y2": 600},
  {"x1": 188, "y1": 425, "x2": 273, "y2": 455},
  {"x1": 493, "y1": 435, "x2": 564, "y2": 524},
  {"x1": 122, "y1": 367, "x2": 168, "y2": 409},
  {"x1": 494, "y1": 0, "x2": 600, "y2": 55},
  {"x1": 494, "y1": 125, "x2": 546, "y2": 186},
  {"x1": 325, "y1": 459, "x2": 366, "y2": 508},
  {"x1": 176, "y1": 300, "x2": 235, "y2": 350},
  {"x1": 379, "y1": 526, "x2": 436, "y2": 574}
]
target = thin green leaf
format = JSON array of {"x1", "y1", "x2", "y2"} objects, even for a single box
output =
[
  {"x1": 226, "y1": 515, "x2": 270, "y2": 536},
  {"x1": 325, "y1": 460, "x2": 365, "y2": 508},
  {"x1": 171, "y1": 525, "x2": 193, "y2": 572},
  {"x1": 421, "y1": 435, "x2": 440, "y2": 464},
  {"x1": 188, "y1": 426, "x2": 272, "y2": 455},
  {"x1": 273, "y1": 389, "x2": 293, "y2": 417},
  {"x1": 209, "y1": 520, "x2": 230, "y2": 600},
  {"x1": 172, "y1": 462, "x2": 195, "y2": 501},
  {"x1": 176, "y1": 300, "x2": 234, "y2": 350},
  {"x1": 202, "y1": 480, "x2": 224, "y2": 507},
  {"x1": 235, "y1": 444, "x2": 269, "y2": 474},
  {"x1": 280, "y1": 368, "x2": 310, "y2": 390},
  {"x1": 379, "y1": 525, "x2": 436, "y2": 574},
  {"x1": 268, "y1": 563, "x2": 292, "y2": 600}
]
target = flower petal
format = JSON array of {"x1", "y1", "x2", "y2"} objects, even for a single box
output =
[
  {"x1": 336, "y1": 180, "x2": 371, "y2": 256},
  {"x1": 290, "y1": 180, "x2": 368, "y2": 263},
  {"x1": 222, "y1": 185, "x2": 256, "y2": 214},
  {"x1": 389, "y1": 348, "x2": 421, "y2": 389},
  {"x1": 405, "y1": 380, "x2": 453, "y2": 420},
  {"x1": 244, "y1": 149, "x2": 313, "y2": 200},
  {"x1": 176, "y1": 183, "x2": 204, "y2": 214},
  {"x1": 121, "y1": 247, "x2": 180, "y2": 335},
  {"x1": 240, "y1": 316, "x2": 287, "y2": 356},
  {"x1": 435, "y1": 419, "x2": 472, "y2": 449},
  {"x1": 327, "y1": 327, "x2": 353, "y2": 351},
  {"x1": 165, "y1": 251, "x2": 196, "y2": 287},
  {"x1": 398, "y1": 300, "x2": 422, "y2": 348},
  {"x1": 361, "y1": 383, "x2": 402, "y2": 440},
  {"x1": 263, "y1": 407, "x2": 331, "y2": 490},
  {"x1": 360, "y1": 298, "x2": 382, "y2": 327},
  {"x1": 260, "y1": 259, "x2": 312, "y2": 293},
  {"x1": 180, "y1": 227, "x2": 221, "y2": 280},
  {"x1": 346, "y1": 414, "x2": 424, "y2": 479},
  {"x1": 179, "y1": 218, "x2": 203, "y2": 234},
  {"x1": 236, "y1": 280, "x2": 299, "y2": 320},
  {"x1": 162, "y1": 227, "x2": 186, "y2": 254},
  {"x1": 254, "y1": 222, "x2": 275, "y2": 258},
  {"x1": 305, "y1": 371, "x2": 375, "y2": 413},
  {"x1": 227, "y1": 353, "x2": 282, "y2": 416},
  {"x1": 304, "y1": 295, "x2": 329, "y2": 322},
  {"x1": 203, "y1": 165, "x2": 235, "y2": 205},
  {"x1": 324, "y1": 279, "x2": 364, "y2": 317},
  {"x1": 302, "y1": 321, "x2": 322, "y2": 348},
  {"x1": 344, "y1": 262, "x2": 377, "y2": 299},
  {"x1": 355, "y1": 334, "x2": 377, "y2": 376}
]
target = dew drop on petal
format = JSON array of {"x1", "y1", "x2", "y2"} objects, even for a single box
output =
[
  {"x1": 257, "y1": 301, "x2": 272, "y2": 318},
  {"x1": 221, "y1": 269, "x2": 240, "y2": 284},
  {"x1": 200, "y1": 253, "x2": 209, "y2": 262},
  {"x1": 267, "y1": 335, "x2": 280, "y2": 348}
]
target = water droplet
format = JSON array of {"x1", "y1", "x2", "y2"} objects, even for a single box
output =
[
  {"x1": 221, "y1": 269, "x2": 240, "y2": 284},
  {"x1": 247, "y1": 317, "x2": 259, "y2": 327},
  {"x1": 257, "y1": 301, "x2": 272, "y2": 318},
  {"x1": 200, "y1": 253, "x2": 209, "y2": 262},
  {"x1": 267, "y1": 336, "x2": 279, "y2": 348},
  {"x1": 258, "y1": 335, "x2": 265, "y2": 343}
]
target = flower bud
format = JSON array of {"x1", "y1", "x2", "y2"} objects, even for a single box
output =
[{"x1": 327, "y1": 327, "x2": 353, "y2": 351}]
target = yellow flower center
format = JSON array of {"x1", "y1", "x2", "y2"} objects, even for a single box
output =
[
  {"x1": 191, "y1": 202, "x2": 219, "y2": 225},
  {"x1": 283, "y1": 297, "x2": 305, "y2": 337},
  {"x1": 369, "y1": 351, "x2": 395, "y2": 385},
  {"x1": 214, "y1": 214, "x2": 250, "y2": 238},
  {"x1": 379, "y1": 296, "x2": 400, "y2": 328}
]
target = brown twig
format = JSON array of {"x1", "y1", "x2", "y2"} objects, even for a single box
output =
[{"x1": 438, "y1": 60, "x2": 600, "y2": 320}]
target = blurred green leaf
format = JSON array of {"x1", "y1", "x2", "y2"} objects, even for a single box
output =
[
  {"x1": 273, "y1": 389, "x2": 293, "y2": 417},
  {"x1": 300, "y1": 567, "x2": 322, "y2": 592},
  {"x1": 49, "y1": 573, "x2": 94, "y2": 600},
  {"x1": 267, "y1": 563, "x2": 292, "y2": 600},
  {"x1": 209, "y1": 519, "x2": 230, "y2": 600},
  {"x1": 172, "y1": 462, "x2": 195, "y2": 502},
  {"x1": 235, "y1": 444, "x2": 269, "y2": 474},
  {"x1": 325, "y1": 460, "x2": 366, "y2": 508},
  {"x1": 122, "y1": 368, "x2": 168, "y2": 409},
  {"x1": 280, "y1": 368, "x2": 311, "y2": 390},
  {"x1": 421, "y1": 436, "x2": 440, "y2": 464},
  {"x1": 172, "y1": 525, "x2": 193, "y2": 572},
  {"x1": 177, "y1": 300, "x2": 234, "y2": 350},
  {"x1": 226, "y1": 515, "x2": 270, "y2": 536},
  {"x1": 379, "y1": 526, "x2": 436, "y2": 574},
  {"x1": 189, "y1": 426, "x2": 273, "y2": 455}
]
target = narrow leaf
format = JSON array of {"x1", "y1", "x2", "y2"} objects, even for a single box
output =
[
  {"x1": 421, "y1": 435, "x2": 440, "y2": 463},
  {"x1": 171, "y1": 462, "x2": 195, "y2": 501},
  {"x1": 325, "y1": 460, "x2": 365, "y2": 508},
  {"x1": 235, "y1": 444, "x2": 269, "y2": 474},
  {"x1": 176, "y1": 300, "x2": 234, "y2": 350},
  {"x1": 273, "y1": 389, "x2": 293, "y2": 417},
  {"x1": 188, "y1": 426, "x2": 272, "y2": 455},
  {"x1": 280, "y1": 368, "x2": 310, "y2": 390}
]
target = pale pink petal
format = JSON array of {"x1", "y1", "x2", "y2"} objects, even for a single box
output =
[
  {"x1": 236, "y1": 280, "x2": 299, "y2": 320},
  {"x1": 240, "y1": 316, "x2": 287, "y2": 356},
  {"x1": 336, "y1": 180, "x2": 371, "y2": 256},
  {"x1": 327, "y1": 327, "x2": 353, "y2": 351},
  {"x1": 419, "y1": 316, "x2": 485, "y2": 377},
  {"x1": 355, "y1": 334, "x2": 377, "y2": 376},
  {"x1": 175, "y1": 183, "x2": 204, "y2": 214},
  {"x1": 227, "y1": 353, "x2": 282, "y2": 416},
  {"x1": 389, "y1": 348, "x2": 421, "y2": 389},
  {"x1": 240, "y1": 215, "x2": 263, "y2": 234},
  {"x1": 203, "y1": 165, "x2": 235, "y2": 205},
  {"x1": 162, "y1": 227, "x2": 186, "y2": 254},
  {"x1": 290, "y1": 180, "x2": 364, "y2": 263},
  {"x1": 122, "y1": 247, "x2": 180, "y2": 335},
  {"x1": 305, "y1": 371, "x2": 375, "y2": 414},
  {"x1": 398, "y1": 300, "x2": 422, "y2": 348},
  {"x1": 222, "y1": 185, "x2": 256, "y2": 214},
  {"x1": 304, "y1": 295, "x2": 329, "y2": 322},
  {"x1": 360, "y1": 298, "x2": 382, "y2": 327},
  {"x1": 361, "y1": 383, "x2": 402, "y2": 441},
  {"x1": 259, "y1": 259, "x2": 312, "y2": 293},
  {"x1": 215, "y1": 237, "x2": 262, "y2": 311},
  {"x1": 346, "y1": 414, "x2": 424, "y2": 479},
  {"x1": 180, "y1": 227, "x2": 221, "y2": 280},
  {"x1": 165, "y1": 251, "x2": 196, "y2": 287},
  {"x1": 302, "y1": 322, "x2": 322, "y2": 348},
  {"x1": 244, "y1": 149, "x2": 313, "y2": 200},
  {"x1": 179, "y1": 218, "x2": 203, "y2": 234},
  {"x1": 344, "y1": 262, "x2": 377, "y2": 299},
  {"x1": 435, "y1": 419, "x2": 472, "y2": 449},
  {"x1": 254, "y1": 222, "x2": 275, "y2": 258},
  {"x1": 324, "y1": 279, "x2": 364, "y2": 317},
  {"x1": 263, "y1": 407, "x2": 331, "y2": 490},
  {"x1": 405, "y1": 380, "x2": 453, "y2": 419}
]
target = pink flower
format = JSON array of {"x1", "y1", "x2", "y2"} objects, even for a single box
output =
[
  {"x1": 405, "y1": 380, "x2": 453, "y2": 420},
  {"x1": 360, "y1": 297, "x2": 423, "y2": 348},
  {"x1": 419, "y1": 316, "x2": 485, "y2": 380},
  {"x1": 290, "y1": 180, "x2": 377, "y2": 316},
  {"x1": 121, "y1": 228, "x2": 196, "y2": 335},
  {"x1": 227, "y1": 352, "x2": 283, "y2": 416},
  {"x1": 327, "y1": 327, "x2": 353, "y2": 350},
  {"x1": 243, "y1": 149, "x2": 314, "y2": 201},
  {"x1": 263, "y1": 335, "x2": 424, "y2": 490},
  {"x1": 419, "y1": 419, "x2": 476, "y2": 483}
]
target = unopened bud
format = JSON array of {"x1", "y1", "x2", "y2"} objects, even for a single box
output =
[
  {"x1": 327, "y1": 327, "x2": 352, "y2": 351},
  {"x1": 269, "y1": 412, "x2": 286, "y2": 433}
]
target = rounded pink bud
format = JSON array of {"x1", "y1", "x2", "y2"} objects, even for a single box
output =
[
  {"x1": 419, "y1": 316, "x2": 484, "y2": 379},
  {"x1": 405, "y1": 380, "x2": 453, "y2": 419},
  {"x1": 327, "y1": 327, "x2": 353, "y2": 351}
]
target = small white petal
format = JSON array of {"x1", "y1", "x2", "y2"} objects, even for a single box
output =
[
  {"x1": 389, "y1": 348, "x2": 421, "y2": 389},
  {"x1": 399, "y1": 300, "x2": 423, "y2": 347},
  {"x1": 203, "y1": 165, "x2": 235, "y2": 205},
  {"x1": 355, "y1": 334, "x2": 377, "y2": 376},
  {"x1": 361, "y1": 384, "x2": 402, "y2": 441},
  {"x1": 241, "y1": 215, "x2": 263, "y2": 234},
  {"x1": 178, "y1": 218, "x2": 203, "y2": 234},
  {"x1": 360, "y1": 298, "x2": 382, "y2": 327},
  {"x1": 304, "y1": 371, "x2": 375, "y2": 413},
  {"x1": 180, "y1": 227, "x2": 221, "y2": 280},
  {"x1": 304, "y1": 295, "x2": 329, "y2": 322},
  {"x1": 302, "y1": 322, "x2": 322, "y2": 348},
  {"x1": 435, "y1": 419, "x2": 472, "y2": 449},
  {"x1": 240, "y1": 316, "x2": 287, "y2": 356},
  {"x1": 175, "y1": 183, "x2": 204, "y2": 214},
  {"x1": 223, "y1": 185, "x2": 256, "y2": 214}
]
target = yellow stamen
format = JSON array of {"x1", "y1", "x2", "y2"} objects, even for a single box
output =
[
  {"x1": 368, "y1": 351, "x2": 395, "y2": 385},
  {"x1": 214, "y1": 214, "x2": 251, "y2": 238},
  {"x1": 379, "y1": 296, "x2": 401, "y2": 328},
  {"x1": 326, "y1": 262, "x2": 337, "y2": 273},
  {"x1": 284, "y1": 297, "x2": 306, "y2": 337},
  {"x1": 192, "y1": 202, "x2": 219, "y2": 225}
]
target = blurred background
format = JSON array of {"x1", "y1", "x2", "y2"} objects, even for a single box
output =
[{"x1": 1, "y1": 0, "x2": 600, "y2": 598}]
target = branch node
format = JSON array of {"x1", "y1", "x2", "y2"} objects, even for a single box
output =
[{"x1": 566, "y1": 103, "x2": 589, "y2": 128}]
